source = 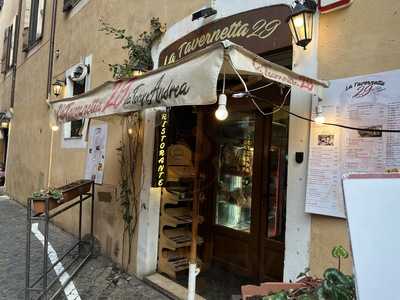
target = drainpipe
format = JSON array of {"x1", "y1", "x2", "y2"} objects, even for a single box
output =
[
  {"x1": 47, "y1": 0, "x2": 58, "y2": 98},
  {"x1": 46, "y1": 0, "x2": 58, "y2": 189},
  {"x1": 10, "y1": 0, "x2": 23, "y2": 108}
]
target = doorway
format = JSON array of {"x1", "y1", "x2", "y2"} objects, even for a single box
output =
[{"x1": 198, "y1": 88, "x2": 289, "y2": 283}]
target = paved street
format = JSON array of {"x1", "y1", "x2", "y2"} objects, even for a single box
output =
[{"x1": 0, "y1": 196, "x2": 168, "y2": 300}]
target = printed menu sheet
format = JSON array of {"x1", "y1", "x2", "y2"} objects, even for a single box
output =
[
  {"x1": 84, "y1": 123, "x2": 108, "y2": 184},
  {"x1": 306, "y1": 69, "x2": 400, "y2": 218}
]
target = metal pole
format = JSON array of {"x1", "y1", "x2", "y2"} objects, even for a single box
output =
[
  {"x1": 78, "y1": 194, "x2": 82, "y2": 253},
  {"x1": 42, "y1": 198, "x2": 49, "y2": 299},
  {"x1": 188, "y1": 113, "x2": 203, "y2": 300},
  {"x1": 47, "y1": 130, "x2": 54, "y2": 189},
  {"x1": 90, "y1": 182, "x2": 95, "y2": 253},
  {"x1": 47, "y1": 0, "x2": 58, "y2": 98},
  {"x1": 25, "y1": 198, "x2": 32, "y2": 300}
]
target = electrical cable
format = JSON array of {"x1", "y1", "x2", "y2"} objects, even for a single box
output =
[
  {"x1": 249, "y1": 93, "x2": 400, "y2": 133},
  {"x1": 228, "y1": 57, "x2": 400, "y2": 133},
  {"x1": 250, "y1": 89, "x2": 291, "y2": 116},
  {"x1": 248, "y1": 82, "x2": 274, "y2": 92}
]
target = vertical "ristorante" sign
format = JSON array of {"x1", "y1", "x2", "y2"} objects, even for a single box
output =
[
  {"x1": 159, "y1": 5, "x2": 292, "y2": 66},
  {"x1": 152, "y1": 111, "x2": 169, "y2": 187}
]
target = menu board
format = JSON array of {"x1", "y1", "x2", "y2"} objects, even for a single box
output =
[{"x1": 305, "y1": 69, "x2": 400, "y2": 218}]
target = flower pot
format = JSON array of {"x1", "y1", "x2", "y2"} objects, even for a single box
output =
[{"x1": 32, "y1": 197, "x2": 60, "y2": 214}]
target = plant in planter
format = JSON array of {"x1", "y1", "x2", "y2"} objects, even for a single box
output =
[
  {"x1": 261, "y1": 268, "x2": 355, "y2": 300},
  {"x1": 244, "y1": 246, "x2": 356, "y2": 300},
  {"x1": 31, "y1": 188, "x2": 63, "y2": 213}
]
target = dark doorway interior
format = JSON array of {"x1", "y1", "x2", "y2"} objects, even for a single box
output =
[{"x1": 157, "y1": 48, "x2": 292, "y2": 300}]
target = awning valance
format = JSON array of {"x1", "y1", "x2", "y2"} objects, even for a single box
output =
[{"x1": 50, "y1": 41, "x2": 329, "y2": 123}]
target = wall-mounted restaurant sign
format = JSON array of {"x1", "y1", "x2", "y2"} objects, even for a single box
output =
[
  {"x1": 159, "y1": 4, "x2": 292, "y2": 66},
  {"x1": 152, "y1": 111, "x2": 169, "y2": 187}
]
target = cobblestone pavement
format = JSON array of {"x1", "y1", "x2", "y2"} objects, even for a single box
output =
[{"x1": 0, "y1": 196, "x2": 168, "y2": 300}]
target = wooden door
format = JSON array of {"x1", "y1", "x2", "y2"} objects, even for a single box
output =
[{"x1": 198, "y1": 97, "x2": 287, "y2": 281}]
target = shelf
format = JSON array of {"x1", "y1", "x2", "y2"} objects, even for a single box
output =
[
  {"x1": 161, "y1": 189, "x2": 193, "y2": 206},
  {"x1": 161, "y1": 228, "x2": 204, "y2": 250},
  {"x1": 158, "y1": 249, "x2": 203, "y2": 279}
]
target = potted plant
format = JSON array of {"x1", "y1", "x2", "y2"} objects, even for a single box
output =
[
  {"x1": 242, "y1": 246, "x2": 356, "y2": 300},
  {"x1": 31, "y1": 188, "x2": 63, "y2": 214}
]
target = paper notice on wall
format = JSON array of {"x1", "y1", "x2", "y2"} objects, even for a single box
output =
[
  {"x1": 84, "y1": 123, "x2": 108, "y2": 184},
  {"x1": 306, "y1": 69, "x2": 400, "y2": 218}
]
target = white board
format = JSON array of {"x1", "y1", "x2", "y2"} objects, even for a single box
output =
[{"x1": 342, "y1": 173, "x2": 400, "y2": 300}]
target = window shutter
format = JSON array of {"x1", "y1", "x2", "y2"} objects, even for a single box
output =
[
  {"x1": 7, "y1": 25, "x2": 13, "y2": 68},
  {"x1": 23, "y1": 0, "x2": 32, "y2": 50},
  {"x1": 63, "y1": 0, "x2": 80, "y2": 12},
  {"x1": 36, "y1": 0, "x2": 45, "y2": 40},
  {"x1": 1, "y1": 29, "x2": 9, "y2": 74},
  {"x1": 9, "y1": 16, "x2": 18, "y2": 68}
]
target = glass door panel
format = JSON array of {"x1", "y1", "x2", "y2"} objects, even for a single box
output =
[
  {"x1": 267, "y1": 113, "x2": 289, "y2": 241},
  {"x1": 215, "y1": 112, "x2": 256, "y2": 233}
]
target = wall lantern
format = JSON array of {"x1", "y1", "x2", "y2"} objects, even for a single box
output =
[
  {"x1": 52, "y1": 80, "x2": 65, "y2": 97},
  {"x1": 287, "y1": 0, "x2": 317, "y2": 49}
]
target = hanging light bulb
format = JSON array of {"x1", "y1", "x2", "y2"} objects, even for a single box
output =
[
  {"x1": 215, "y1": 71, "x2": 228, "y2": 121},
  {"x1": 215, "y1": 94, "x2": 228, "y2": 121},
  {"x1": 314, "y1": 102, "x2": 325, "y2": 124}
]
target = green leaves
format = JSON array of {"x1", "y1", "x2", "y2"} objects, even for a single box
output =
[
  {"x1": 32, "y1": 188, "x2": 63, "y2": 200},
  {"x1": 263, "y1": 291, "x2": 289, "y2": 300},
  {"x1": 99, "y1": 17, "x2": 166, "y2": 79},
  {"x1": 331, "y1": 246, "x2": 349, "y2": 259}
]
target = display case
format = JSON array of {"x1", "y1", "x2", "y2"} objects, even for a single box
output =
[{"x1": 214, "y1": 113, "x2": 256, "y2": 233}]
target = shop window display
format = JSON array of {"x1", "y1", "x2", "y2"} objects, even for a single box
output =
[{"x1": 215, "y1": 113, "x2": 255, "y2": 232}]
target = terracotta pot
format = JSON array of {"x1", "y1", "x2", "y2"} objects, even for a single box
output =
[
  {"x1": 242, "y1": 282, "x2": 307, "y2": 300},
  {"x1": 32, "y1": 197, "x2": 60, "y2": 214}
]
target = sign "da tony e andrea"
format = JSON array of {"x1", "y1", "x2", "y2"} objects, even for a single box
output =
[{"x1": 159, "y1": 5, "x2": 292, "y2": 66}]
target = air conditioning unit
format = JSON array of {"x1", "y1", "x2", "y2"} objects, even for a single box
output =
[{"x1": 69, "y1": 63, "x2": 89, "y2": 82}]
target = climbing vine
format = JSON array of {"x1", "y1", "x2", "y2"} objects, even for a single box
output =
[
  {"x1": 117, "y1": 112, "x2": 142, "y2": 270},
  {"x1": 99, "y1": 17, "x2": 166, "y2": 79},
  {"x1": 101, "y1": 17, "x2": 166, "y2": 270}
]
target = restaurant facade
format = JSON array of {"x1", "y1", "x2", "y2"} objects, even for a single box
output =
[{"x1": 1, "y1": 0, "x2": 400, "y2": 298}]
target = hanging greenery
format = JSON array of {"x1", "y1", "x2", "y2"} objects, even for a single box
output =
[
  {"x1": 99, "y1": 17, "x2": 166, "y2": 79},
  {"x1": 117, "y1": 112, "x2": 142, "y2": 270}
]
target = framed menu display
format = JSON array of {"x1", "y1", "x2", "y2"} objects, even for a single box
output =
[{"x1": 306, "y1": 69, "x2": 400, "y2": 218}]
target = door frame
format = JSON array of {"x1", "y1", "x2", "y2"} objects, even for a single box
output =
[{"x1": 198, "y1": 97, "x2": 285, "y2": 280}]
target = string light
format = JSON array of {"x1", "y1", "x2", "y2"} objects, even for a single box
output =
[{"x1": 249, "y1": 93, "x2": 400, "y2": 133}]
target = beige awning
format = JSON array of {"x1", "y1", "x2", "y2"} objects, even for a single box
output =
[{"x1": 49, "y1": 41, "x2": 329, "y2": 123}]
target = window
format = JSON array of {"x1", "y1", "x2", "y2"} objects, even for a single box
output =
[
  {"x1": 61, "y1": 55, "x2": 92, "y2": 149},
  {"x1": 1, "y1": 16, "x2": 17, "y2": 74},
  {"x1": 63, "y1": 0, "x2": 81, "y2": 12},
  {"x1": 64, "y1": 79, "x2": 85, "y2": 139},
  {"x1": 23, "y1": 0, "x2": 45, "y2": 51}
]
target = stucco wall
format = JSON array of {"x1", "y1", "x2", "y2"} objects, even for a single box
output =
[
  {"x1": 4, "y1": 0, "x2": 206, "y2": 274},
  {"x1": 310, "y1": 0, "x2": 400, "y2": 276}
]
